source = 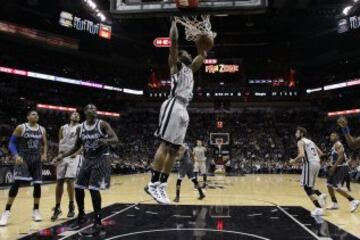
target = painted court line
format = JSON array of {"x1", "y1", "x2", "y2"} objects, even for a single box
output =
[
  {"x1": 104, "y1": 228, "x2": 271, "y2": 240},
  {"x1": 58, "y1": 203, "x2": 138, "y2": 240},
  {"x1": 276, "y1": 205, "x2": 321, "y2": 240}
]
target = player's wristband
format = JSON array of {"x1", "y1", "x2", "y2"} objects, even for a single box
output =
[{"x1": 341, "y1": 127, "x2": 350, "y2": 135}]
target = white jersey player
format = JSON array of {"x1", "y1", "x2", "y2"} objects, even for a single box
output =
[
  {"x1": 51, "y1": 112, "x2": 81, "y2": 221},
  {"x1": 289, "y1": 127, "x2": 327, "y2": 216},
  {"x1": 145, "y1": 19, "x2": 213, "y2": 205},
  {"x1": 193, "y1": 140, "x2": 208, "y2": 187}
]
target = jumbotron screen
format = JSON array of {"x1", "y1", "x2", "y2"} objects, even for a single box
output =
[{"x1": 200, "y1": 58, "x2": 245, "y2": 85}]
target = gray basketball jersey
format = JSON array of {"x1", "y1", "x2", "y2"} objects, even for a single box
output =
[
  {"x1": 19, "y1": 123, "x2": 43, "y2": 154},
  {"x1": 169, "y1": 62, "x2": 194, "y2": 103},
  {"x1": 302, "y1": 138, "x2": 320, "y2": 164},
  {"x1": 59, "y1": 123, "x2": 80, "y2": 153}
]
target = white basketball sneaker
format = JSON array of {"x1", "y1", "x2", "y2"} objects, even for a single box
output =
[
  {"x1": 350, "y1": 200, "x2": 360, "y2": 213},
  {"x1": 311, "y1": 208, "x2": 324, "y2": 216},
  {"x1": 145, "y1": 182, "x2": 165, "y2": 204},
  {"x1": 327, "y1": 202, "x2": 339, "y2": 210},
  {"x1": 0, "y1": 211, "x2": 10, "y2": 226},
  {"x1": 158, "y1": 183, "x2": 170, "y2": 204},
  {"x1": 318, "y1": 194, "x2": 327, "y2": 208},
  {"x1": 32, "y1": 209, "x2": 42, "y2": 222}
]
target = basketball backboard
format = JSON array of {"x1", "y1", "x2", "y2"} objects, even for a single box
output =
[
  {"x1": 210, "y1": 132, "x2": 230, "y2": 146},
  {"x1": 110, "y1": 0, "x2": 268, "y2": 19}
]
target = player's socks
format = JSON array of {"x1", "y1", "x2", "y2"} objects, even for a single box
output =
[
  {"x1": 160, "y1": 173, "x2": 169, "y2": 183},
  {"x1": 192, "y1": 179, "x2": 205, "y2": 200},
  {"x1": 34, "y1": 203, "x2": 39, "y2": 210},
  {"x1": 175, "y1": 179, "x2": 181, "y2": 202},
  {"x1": 202, "y1": 174, "x2": 207, "y2": 188},
  {"x1": 5, "y1": 204, "x2": 11, "y2": 211},
  {"x1": 331, "y1": 196, "x2": 338, "y2": 203},
  {"x1": 347, "y1": 196, "x2": 354, "y2": 202},
  {"x1": 313, "y1": 190, "x2": 322, "y2": 196},
  {"x1": 151, "y1": 169, "x2": 161, "y2": 183},
  {"x1": 312, "y1": 200, "x2": 321, "y2": 208},
  {"x1": 55, "y1": 203, "x2": 60, "y2": 209}
]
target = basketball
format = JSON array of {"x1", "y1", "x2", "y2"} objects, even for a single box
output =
[{"x1": 196, "y1": 34, "x2": 214, "y2": 51}]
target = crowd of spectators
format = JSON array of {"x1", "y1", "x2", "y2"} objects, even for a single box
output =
[{"x1": 1, "y1": 97, "x2": 360, "y2": 181}]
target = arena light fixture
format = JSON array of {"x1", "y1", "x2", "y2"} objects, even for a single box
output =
[
  {"x1": 83, "y1": 0, "x2": 108, "y2": 22},
  {"x1": 37, "y1": 104, "x2": 120, "y2": 117},
  {"x1": 306, "y1": 88, "x2": 322, "y2": 94},
  {"x1": 343, "y1": 6, "x2": 353, "y2": 15},
  {"x1": 0, "y1": 65, "x2": 143, "y2": 95},
  {"x1": 327, "y1": 108, "x2": 360, "y2": 117}
]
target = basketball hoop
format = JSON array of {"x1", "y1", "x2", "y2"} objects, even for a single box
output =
[
  {"x1": 174, "y1": 15, "x2": 217, "y2": 42},
  {"x1": 215, "y1": 138, "x2": 223, "y2": 151}
]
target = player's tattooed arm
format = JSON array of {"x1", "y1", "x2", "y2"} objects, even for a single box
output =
[
  {"x1": 41, "y1": 127, "x2": 48, "y2": 161},
  {"x1": 99, "y1": 121, "x2": 119, "y2": 145},
  {"x1": 53, "y1": 128, "x2": 82, "y2": 162},
  {"x1": 169, "y1": 20, "x2": 178, "y2": 75},
  {"x1": 337, "y1": 116, "x2": 360, "y2": 150},
  {"x1": 290, "y1": 140, "x2": 305, "y2": 164}
]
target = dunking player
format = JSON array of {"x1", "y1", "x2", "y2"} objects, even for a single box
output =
[
  {"x1": 193, "y1": 140, "x2": 208, "y2": 188},
  {"x1": 326, "y1": 132, "x2": 359, "y2": 212},
  {"x1": 145, "y1": 19, "x2": 213, "y2": 204},
  {"x1": 289, "y1": 127, "x2": 327, "y2": 216},
  {"x1": 53, "y1": 104, "x2": 118, "y2": 237},
  {"x1": 51, "y1": 112, "x2": 81, "y2": 221},
  {"x1": 0, "y1": 111, "x2": 48, "y2": 226},
  {"x1": 174, "y1": 143, "x2": 205, "y2": 202},
  {"x1": 337, "y1": 116, "x2": 360, "y2": 150}
]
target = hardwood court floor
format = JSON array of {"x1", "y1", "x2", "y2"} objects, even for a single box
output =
[{"x1": 0, "y1": 174, "x2": 359, "y2": 240}]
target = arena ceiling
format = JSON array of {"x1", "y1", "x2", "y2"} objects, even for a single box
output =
[{"x1": 0, "y1": 0, "x2": 360, "y2": 87}]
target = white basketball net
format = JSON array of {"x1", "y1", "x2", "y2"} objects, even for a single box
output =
[{"x1": 174, "y1": 15, "x2": 217, "y2": 42}]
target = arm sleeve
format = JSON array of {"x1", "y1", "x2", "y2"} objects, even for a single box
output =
[{"x1": 8, "y1": 135, "x2": 19, "y2": 156}]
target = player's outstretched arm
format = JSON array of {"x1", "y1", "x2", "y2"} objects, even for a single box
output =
[
  {"x1": 337, "y1": 116, "x2": 360, "y2": 150},
  {"x1": 169, "y1": 20, "x2": 178, "y2": 75},
  {"x1": 191, "y1": 38, "x2": 210, "y2": 73}
]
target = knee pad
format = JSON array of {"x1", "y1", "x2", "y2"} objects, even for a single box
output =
[
  {"x1": 9, "y1": 181, "x2": 20, "y2": 198},
  {"x1": 33, "y1": 184, "x2": 41, "y2": 198},
  {"x1": 304, "y1": 186, "x2": 313, "y2": 196}
]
